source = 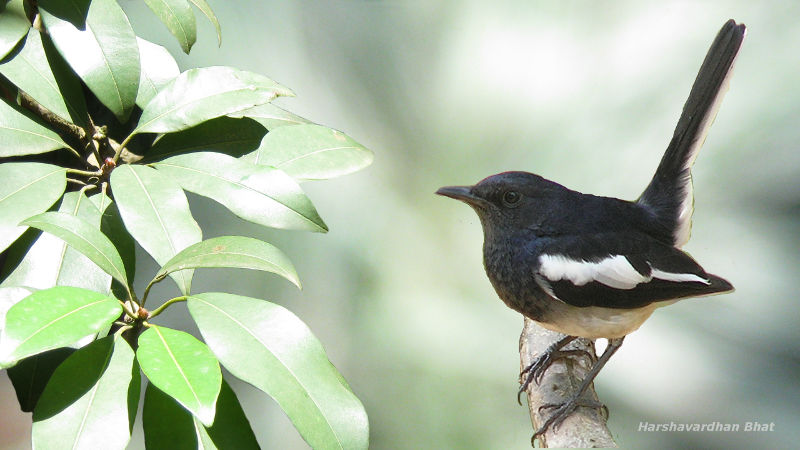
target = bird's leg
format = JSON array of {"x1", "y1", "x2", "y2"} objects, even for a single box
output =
[
  {"x1": 517, "y1": 334, "x2": 594, "y2": 404},
  {"x1": 533, "y1": 337, "x2": 625, "y2": 438}
]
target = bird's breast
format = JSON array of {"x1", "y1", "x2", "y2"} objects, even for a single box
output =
[{"x1": 482, "y1": 237, "x2": 550, "y2": 321}]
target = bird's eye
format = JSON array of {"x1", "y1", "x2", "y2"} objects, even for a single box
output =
[{"x1": 502, "y1": 190, "x2": 522, "y2": 207}]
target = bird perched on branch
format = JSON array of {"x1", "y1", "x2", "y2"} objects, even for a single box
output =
[{"x1": 437, "y1": 19, "x2": 744, "y2": 437}]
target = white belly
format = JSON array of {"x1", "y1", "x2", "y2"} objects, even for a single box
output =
[{"x1": 537, "y1": 300, "x2": 677, "y2": 339}]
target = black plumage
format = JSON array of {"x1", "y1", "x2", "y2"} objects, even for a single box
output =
[{"x1": 436, "y1": 19, "x2": 744, "y2": 437}]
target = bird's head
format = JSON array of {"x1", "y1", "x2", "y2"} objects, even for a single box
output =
[{"x1": 436, "y1": 171, "x2": 570, "y2": 238}]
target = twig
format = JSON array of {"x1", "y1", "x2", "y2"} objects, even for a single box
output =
[
  {"x1": 519, "y1": 318, "x2": 617, "y2": 447},
  {"x1": 18, "y1": 90, "x2": 86, "y2": 148}
]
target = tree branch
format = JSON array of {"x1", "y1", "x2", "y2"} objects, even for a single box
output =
[
  {"x1": 18, "y1": 90, "x2": 86, "y2": 144},
  {"x1": 519, "y1": 318, "x2": 617, "y2": 447}
]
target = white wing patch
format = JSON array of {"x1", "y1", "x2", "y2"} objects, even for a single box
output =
[
  {"x1": 650, "y1": 268, "x2": 708, "y2": 284},
  {"x1": 538, "y1": 254, "x2": 710, "y2": 290},
  {"x1": 538, "y1": 254, "x2": 645, "y2": 289}
]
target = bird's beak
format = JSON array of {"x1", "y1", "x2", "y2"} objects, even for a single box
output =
[{"x1": 436, "y1": 185, "x2": 487, "y2": 207}]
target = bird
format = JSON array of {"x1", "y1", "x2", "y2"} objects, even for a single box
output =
[{"x1": 436, "y1": 19, "x2": 744, "y2": 437}]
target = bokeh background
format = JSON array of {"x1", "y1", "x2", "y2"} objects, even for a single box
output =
[{"x1": 2, "y1": 0, "x2": 799, "y2": 448}]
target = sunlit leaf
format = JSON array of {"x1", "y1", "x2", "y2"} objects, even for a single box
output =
[
  {"x1": 136, "y1": 37, "x2": 180, "y2": 109},
  {"x1": 229, "y1": 103, "x2": 310, "y2": 130},
  {"x1": 111, "y1": 165, "x2": 201, "y2": 295},
  {"x1": 0, "y1": 162, "x2": 66, "y2": 253},
  {"x1": 137, "y1": 325, "x2": 221, "y2": 427},
  {"x1": 91, "y1": 192, "x2": 137, "y2": 298},
  {"x1": 0, "y1": 286, "x2": 121, "y2": 367},
  {"x1": 153, "y1": 236, "x2": 300, "y2": 288},
  {"x1": 22, "y1": 211, "x2": 129, "y2": 293},
  {"x1": 0, "y1": 30, "x2": 88, "y2": 125},
  {"x1": 32, "y1": 335, "x2": 139, "y2": 450},
  {"x1": 2, "y1": 192, "x2": 111, "y2": 294},
  {"x1": 141, "y1": 116, "x2": 266, "y2": 163},
  {"x1": 188, "y1": 293, "x2": 369, "y2": 449},
  {"x1": 153, "y1": 152, "x2": 327, "y2": 232},
  {"x1": 0, "y1": 0, "x2": 29, "y2": 59},
  {"x1": 142, "y1": 0, "x2": 196, "y2": 54},
  {"x1": 245, "y1": 124, "x2": 374, "y2": 181},
  {"x1": 134, "y1": 66, "x2": 292, "y2": 135},
  {"x1": 0, "y1": 286, "x2": 35, "y2": 334},
  {"x1": 188, "y1": 0, "x2": 221, "y2": 45},
  {"x1": 0, "y1": 99, "x2": 71, "y2": 157},
  {"x1": 39, "y1": 0, "x2": 140, "y2": 122}
]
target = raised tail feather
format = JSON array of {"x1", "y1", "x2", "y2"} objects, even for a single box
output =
[{"x1": 638, "y1": 20, "x2": 745, "y2": 248}]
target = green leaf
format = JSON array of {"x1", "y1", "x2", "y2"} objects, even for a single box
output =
[
  {"x1": 200, "y1": 379, "x2": 259, "y2": 449},
  {"x1": 137, "y1": 325, "x2": 222, "y2": 427},
  {"x1": 0, "y1": 162, "x2": 66, "y2": 253},
  {"x1": 21, "y1": 211, "x2": 129, "y2": 293},
  {"x1": 110, "y1": 164, "x2": 201, "y2": 295},
  {"x1": 6, "y1": 347, "x2": 74, "y2": 412},
  {"x1": 143, "y1": 379, "x2": 258, "y2": 450},
  {"x1": 134, "y1": 66, "x2": 292, "y2": 135},
  {"x1": 92, "y1": 193, "x2": 137, "y2": 298},
  {"x1": 142, "y1": 382, "x2": 196, "y2": 450},
  {"x1": 141, "y1": 116, "x2": 266, "y2": 163},
  {"x1": 153, "y1": 152, "x2": 328, "y2": 232},
  {"x1": 0, "y1": 98, "x2": 71, "y2": 157},
  {"x1": 0, "y1": 286, "x2": 121, "y2": 367},
  {"x1": 2, "y1": 192, "x2": 112, "y2": 294},
  {"x1": 0, "y1": 30, "x2": 88, "y2": 126},
  {"x1": 245, "y1": 124, "x2": 374, "y2": 181},
  {"x1": 188, "y1": 293, "x2": 369, "y2": 449},
  {"x1": 188, "y1": 0, "x2": 221, "y2": 46},
  {"x1": 0, "y1": 0, "x2": 29, "y2": 59},
  {"x1": 39, "y1": 0, "x2": 140, "y2": 122},
  {"x1": 136, "y1": 37, "x2": 180, "y2": 109},
  {"x1": 32, "y1": 335, "x2": 139, "y2": 450},
  {"x1": 229, "y1": 103, "x2": 310, "y2": 130},
  {"x1": 142, "y1": 0, "x2": 196, "y2": 54},
  {"x1": 154, "y1": 236, "x2": 300, "y2": 288},
  {"x1": 0, "y1": 286, "x2": 35, "y2": 334},
  {"x1": 37, "y1": 0, "x2": 89, "y2": 27}
]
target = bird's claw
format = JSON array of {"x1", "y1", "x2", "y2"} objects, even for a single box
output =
[
  {"x1": 517, "y1": 348, "x2": 594, "y2": 404},
  {"x1": 532, "y1": 396, "x2": 606, "y2": 438}
]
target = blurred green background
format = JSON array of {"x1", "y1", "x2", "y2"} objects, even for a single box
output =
[{"x1": 2, "y1": 0, "x2": 799, "y2": 448}]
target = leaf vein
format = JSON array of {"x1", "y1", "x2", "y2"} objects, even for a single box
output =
[{"x1": 194, "y1": 298, "x2": 342, "y2": 445}]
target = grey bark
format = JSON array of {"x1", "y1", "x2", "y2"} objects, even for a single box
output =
[{"x1": 519, "y1": 318, "x2": 617, "y2": 447}]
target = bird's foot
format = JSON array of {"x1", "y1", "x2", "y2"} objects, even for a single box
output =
[
  {"x1": 517, "y1": 348, "x2": 593, "y2": 404},
  {"x1": 533, "y1": 395, "x2": 607, "y2": 438}
]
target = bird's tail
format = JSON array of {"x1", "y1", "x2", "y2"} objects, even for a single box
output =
[{"x1": 638, "y1": 20, "x2": 745, "y2": 247}]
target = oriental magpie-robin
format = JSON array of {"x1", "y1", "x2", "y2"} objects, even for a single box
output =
[{"x1": 437, "y1": 19, "x2": 743, "y2": 436}]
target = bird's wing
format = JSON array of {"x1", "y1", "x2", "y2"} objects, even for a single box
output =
[
  {"x1": 637, "y1": 20, "x2": 745, "y2": 247},
  {"x1": 534, "y1": 233, "x2": 733, "y2": 309}
]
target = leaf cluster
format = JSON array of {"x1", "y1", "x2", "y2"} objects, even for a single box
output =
[{"x1": 0, "y1": 1, "x2": 372, "y2": 448}]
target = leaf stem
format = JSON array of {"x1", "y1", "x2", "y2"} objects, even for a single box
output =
[
  {"x1": 66, "y1": 168, "x2": 103, "y2": 177},
  {"x1": 114, "y1": 324, "x2": 133, "y2": 336},
  {"x1": 119, "y1": 299, "x2": 137, "y2": 319},
  {"x1": 140, "y1": 274, "x2": 164, "y2": 307},
  {"x1": 75, "y1": 184, "x2": 97, "y2": 208},
  {"x1": 113, "y1": 133, "x2": 136, "y2": 164},
  {"x1": 85, "y1": 114, "x2": 104, "y2": 165},
  {"x1": 148, "y1": 296, "x2": 188, "y2": 320}
]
